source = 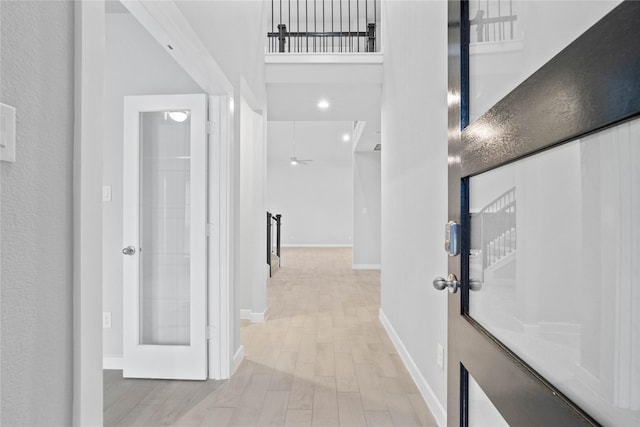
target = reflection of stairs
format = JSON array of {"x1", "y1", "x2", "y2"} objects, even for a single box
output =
[{"x1": 270, "y1": 252, "x2": 280, "y2": 276}]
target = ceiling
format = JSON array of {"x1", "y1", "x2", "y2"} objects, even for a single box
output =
[
  {"x1": 268, "y1": 121, "x2": 355, "y2": 167},
  {"x1": 111, "y1": 0, "x2": 382, "y2": 153}
]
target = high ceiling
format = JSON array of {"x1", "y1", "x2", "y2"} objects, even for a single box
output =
[
  {"x1": 268, "y1": 121, "x2": 355, "y2": 167},
  {"x1": 112, "y1": 0, "x2": 382, "y2": 153}
]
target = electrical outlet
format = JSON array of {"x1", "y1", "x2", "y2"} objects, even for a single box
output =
[
  {"x1": 437, "y1": 343, "x2": 444, "y2": 369},
  {"x1": 103, "y1": 312, "x2": 112, "y2": 329}
]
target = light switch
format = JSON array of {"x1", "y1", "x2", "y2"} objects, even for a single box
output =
[
  {"x1": 103, "y1": 185, "x2": 112, "y2": 202},
  {"x1": 437, "y1": 343, "x2": 445, "y2": 369},
  {"x1": 0, "y1": 103, "x2": 16, "y2": 163}
]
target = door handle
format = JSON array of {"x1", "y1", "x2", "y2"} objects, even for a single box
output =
[
  {"x1": 122, "y1": 246, "x2": 136, "y2": 256},
  {"x1": 433, "y1": 273, "x2": 460, "y2": 293}
]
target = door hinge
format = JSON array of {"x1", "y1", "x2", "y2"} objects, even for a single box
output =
[{"x1": 207, "y1": 120, "x2": 215, "y2": 135}]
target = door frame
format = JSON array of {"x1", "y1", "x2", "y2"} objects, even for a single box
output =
[
  {"x1": 74, "y1": 1, "x2": 235, "y2": 423},
  {"x1": 447, "y1": 1, "x2": 640, "y2": 425}
]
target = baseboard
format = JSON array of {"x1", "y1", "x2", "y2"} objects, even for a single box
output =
[
  {"x1": 103, "y1": 356, "x2": 123, "y2": 370},
  {"x1": 352, "y1": 264, "x2": 381, "y2": 270},
  {"x1": 379, "y1": 309, "x2": 447, "y2": 427},
  {"x1": 281, "y1": 244, "x2": 353, "y2": 248},
  {"x1": 240, "y1": 309, "x2": 266, "y2": 323},
  {"x1": 232, "y1": 345, "x2": 245, "y2": 375}
]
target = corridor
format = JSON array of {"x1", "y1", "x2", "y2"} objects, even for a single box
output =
[{"x1": 104, "y1": 248, "x2": 437, "y2": 426}]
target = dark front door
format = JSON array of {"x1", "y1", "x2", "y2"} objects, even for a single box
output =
[{"x1": 445, "y1": 1, "x2": 640, "y2": 425}]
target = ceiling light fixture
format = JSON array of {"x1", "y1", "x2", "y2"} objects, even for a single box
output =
[
  {"x1": 167, "y1": 111, "x2": 189, "y2": 122},
  {"x1": 342, "y1": 133, "x2": 351, "y2": 142},
  {"x1": 317, "y1": 99, "x2": 330, "y2": 109}
]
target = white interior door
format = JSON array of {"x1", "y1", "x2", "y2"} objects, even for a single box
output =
[{"x1": 122, "y1": 94, "x2": 208, "y2": 380}]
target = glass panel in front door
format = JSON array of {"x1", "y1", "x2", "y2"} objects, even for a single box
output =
[
  {"x1": 468, "y1": 371, "x2": 509, "y2": 427},
  {"x1": 468, "y1": 118, "x2": 640, "y2": 425},
  {"x1": 139, "y1": 111, "x2": 192, "y2": 346},
  {"x1": 468, "y1": 0, "x2": 621, "y2": 122}
]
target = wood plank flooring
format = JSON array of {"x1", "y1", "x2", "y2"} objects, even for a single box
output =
[{"x1": 104, "y1": 247, "x2": 437, "y2": 426}]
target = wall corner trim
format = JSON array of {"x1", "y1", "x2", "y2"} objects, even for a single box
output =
[
  {"x1": 231, "y1": 345, "x2": 245, "y2": 375},
  {"x1": 379, "y1": 309, "x2": 447, "y2": 427},
  {"x1": 103, "y1": 356, "x2": 124, "y2": 370}
]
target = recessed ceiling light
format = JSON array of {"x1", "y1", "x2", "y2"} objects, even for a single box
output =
[
  {"x1": 317, "y1": 99, "x2": 330, "y2": 109},
  {"x1": 342, "y1": 133, "x2": 350, "y2": 142}
]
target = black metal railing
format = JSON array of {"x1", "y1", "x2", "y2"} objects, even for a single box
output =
[
  {"x1": 469, "y1": 0, "x2": 518, "y2": 43},
  {"x1": 268, "y1": 0, "x2": 379, "y2": 53},
  {"x1": 267, "y1": 211, "x2": 282, "y2": 277}
]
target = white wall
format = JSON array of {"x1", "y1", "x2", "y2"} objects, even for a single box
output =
[
  {"x1": 353, "y1": 151, "x2": 381, "y2": 267},
  {"x1": 103, "y1": 12, "x2": 202, "y2": 359},
  {"x1": 380, "y1": 1, "x2": 448, "y2": 425},
  {"x1": 1, "y1": 1, "x2": 74, "y2": 424},
  {"x1": 236, "y1": 97, "x2": 267, "y2": 321},
  {"x1": 267, "y1": 121, "x2": 354, "y2": 246}
]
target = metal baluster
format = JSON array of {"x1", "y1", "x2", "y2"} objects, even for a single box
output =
[
  {"x1": 304, "y1": 0, "x2": 309, "y2": 53},
  {"x1": 498, "y1": 0, "x2": 502, "y2": 41},
  {"x1": 340, "y1": 0, "x2": 343, "y2": 52},
  {"x1": 332, "y1": 0, "x2": 334, "y2": 52},
  {"x1": 323, "y1": 0, "x2": 325, "y2": 52},
  {"x1": 288, "y1": 0, "x2": 291, "y2": 52},
  {"x1": 297, "y1": 0, "x2": 300, "y2": 52},
  {"x1": 509, "y1": 0, "x2": 513, "y2": 40},
  {"x1": 365, "y1": 0, "x2": 368, "y2": 51},
  {"x1": 348, "y1": 0, "x2": 351, "y2": 52},
  {"x1": 356, "y1": 0, "x2": 359, "y2": 52}
]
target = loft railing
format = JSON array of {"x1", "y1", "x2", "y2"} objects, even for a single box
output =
[
  {"x1": 267, "y1": 0, "x2": 379, "y2": 53},
  {"x1": 469, "y1": 0, "x2": 518, "y2": 43},
  {"x1": 267, "y1": 211, "x2": 282, "y2": 277}
]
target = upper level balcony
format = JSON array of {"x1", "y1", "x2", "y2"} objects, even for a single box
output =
[{"x1": 267, "y1": 0, "x2": 380, "y2": 54}]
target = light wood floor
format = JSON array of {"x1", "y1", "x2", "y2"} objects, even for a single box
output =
[{"x1": 104, "y1": 247, "x2": 437, "y2": 426}]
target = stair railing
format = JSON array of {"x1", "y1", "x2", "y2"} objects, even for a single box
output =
[
  {"x1": 268, "y1": 0, "x2": 379, "y2": 53},
  {"x1": 267, "y1": 211, "x2": 282, "y2": 277}
]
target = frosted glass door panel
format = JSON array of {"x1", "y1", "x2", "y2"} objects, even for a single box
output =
[
  {"x1": 140, "y1": 111, "x2": 191, "y2": 346},
  {"x1": 468, "y1": 118, "x2": 640, "y2": 426},
  {"x1": 468, "y1": 0, "x2": 621, "y2": 122},
  {"x1": 469, "y1": 373, "x2": 509, "y2": 427}
]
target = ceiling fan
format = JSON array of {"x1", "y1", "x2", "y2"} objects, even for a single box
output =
[{"x1": 290, "y1": 122, "x2": 313, "y2": 166}]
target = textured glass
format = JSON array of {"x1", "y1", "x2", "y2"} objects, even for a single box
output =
[
  {"x1": 468, "y1": 0, "x2": 621, "y2": 122},
  {"x1": 469, "y1": 119, "x2": 640, "y2": 426},
  {"x1": 139, "y1": 111, "x2": 191, "y2": 346},
  {"x1": 469, "y1": 373, "x2": 509, "y2": 427}
]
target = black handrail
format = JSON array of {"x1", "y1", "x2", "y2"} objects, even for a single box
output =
[
  {"x1": 267, "y1": 211, "x2": 282, "y2": 277},
  {"x1": 268, "y1": 0, "x2": 379, "y2": 53}
]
